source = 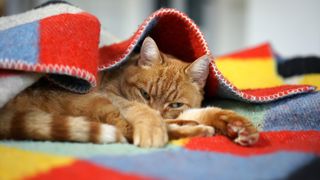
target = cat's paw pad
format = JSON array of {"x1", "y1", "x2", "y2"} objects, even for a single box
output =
[{"x1": 227, "y1": 119, "x2": 259, "y2": 146}]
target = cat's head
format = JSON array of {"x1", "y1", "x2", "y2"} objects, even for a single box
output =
[{"x1": 121, "y1": 37, "x2": 210, "y2": 119}]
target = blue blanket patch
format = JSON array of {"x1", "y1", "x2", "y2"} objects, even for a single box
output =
[
  {"x1": 88, "y1": 149, "x2": 316, "y2": 180},
  {"x1": 0, "y1": 21, "x2": 39, "y2": 64},
  {"x1": 263, "y1": 92, "x2": 320, "y2": 131}
]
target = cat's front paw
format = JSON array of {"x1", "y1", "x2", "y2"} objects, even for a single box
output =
[
  {"x1": 226, "y1": 117, "x2": 259, "y2": 146},
  {"x1": 133, "y1": 113, "x2": 168, "y2": 148},
  {"x1": 217, "y1": 111, "x2": 259, "y2": 146},
  {"x1": 199, "y1": 108, "x2": 259, "y2": 146},
  {"x1": 166, "y1": 119, "x2": 215, "y2": 139}
]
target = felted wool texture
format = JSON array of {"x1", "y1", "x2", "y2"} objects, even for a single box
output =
[
  {"x1": 0, "y1": 73, "x2": 41, "y2": 107},
  {"x1": 99, "y1": 9, "x2": 315, "y2": 103},
  {"x1": 1, "y1": 92, "x2": 320, "y2": 180},
  {"x1": 0, "y1": 2, "x2": 100, "y2": 109},
  {"x1": 263, "y1": 92, "x2": 320, "y2": 131}
]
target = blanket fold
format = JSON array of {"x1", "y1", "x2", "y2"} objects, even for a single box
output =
[
  {"x1": 0, "y1": 2, "x2": 316, "y2": 108},
  {"x1": 98, "y1": 8, "x2": 316, "y2": 103},
  {"x1": 0, "y1": 2, "x2": 100, "y2": 107}
]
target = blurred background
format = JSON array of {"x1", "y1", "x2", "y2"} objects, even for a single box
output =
[{"x1": 0, "y1": 0, "x2": 319, "y2": 57}]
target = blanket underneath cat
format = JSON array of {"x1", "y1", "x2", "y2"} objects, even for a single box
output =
[
  {"x1": 1, "y1": 93, "x2": 319, "y2": 180},
  {"x1": 0, "y1": 2, "x2": 319, "y2": 180}
]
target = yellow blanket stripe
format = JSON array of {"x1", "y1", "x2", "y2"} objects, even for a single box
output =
[
  {"x1": 0, "y1": 145, "x2": 74, "y2": 180},
  {"x1": 216, "y1": 58, "x2": 284, "y2": 89},
  {"x1": 170, "y1": 138, "x2": 190, "y2": 146},
  {"x1": 300, "y1": 74, "x2": 320, "y2": 90}
]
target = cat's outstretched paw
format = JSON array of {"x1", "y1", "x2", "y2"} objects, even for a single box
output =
[
  {"x1": 183, "y1": 107, "x2": 259, "y2": 146},
  {"x1": 166, "y1": 119, "x2": 215, "y2": 139},
  {"x1": 226, "y1": 118, "x2": 259, "y2": 146}
]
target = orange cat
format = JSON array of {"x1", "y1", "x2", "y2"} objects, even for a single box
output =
[{"x1": 0, "y1": 37, "x2": 258, "y2": 147}]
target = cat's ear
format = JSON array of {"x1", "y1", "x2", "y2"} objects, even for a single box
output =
[
  {"x1": 186, "y1": 55, "x2": 211, "y2": 88},
  {"x1": 138, "y1": 37, "x2": 161, "y2": 67}
]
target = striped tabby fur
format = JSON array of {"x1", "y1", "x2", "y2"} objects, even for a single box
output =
[
  {"x1": 0, "y1": 37, "x2": 210, "y2": 147},
  {"x1": 0, "y1": 37, "x2": 259, "y2": 147}
]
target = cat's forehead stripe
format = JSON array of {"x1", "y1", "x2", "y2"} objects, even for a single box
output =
[
  {"x1": 163, "y1": 76, "x2": 180, "y2": 102},
  {"x1": 147, "y1": 75, "x2": 158, "y2": 96},
  {"x1": 163, "y1": 76, "x2": 174, "y2": 93},
  {"x1": 165, "y1": 85, "x2": 178, "y2": 102}
]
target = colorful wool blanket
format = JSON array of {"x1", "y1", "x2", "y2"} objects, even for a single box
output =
[{"x1": 1, "y1": 2, "x2": 320, "y2": 180}]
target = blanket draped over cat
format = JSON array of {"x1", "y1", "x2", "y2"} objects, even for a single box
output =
[{"x1": 0, "y1": 2, "x2": 315, "y2": 108}]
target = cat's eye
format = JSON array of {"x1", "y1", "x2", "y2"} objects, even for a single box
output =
[
  {"x1": 169, "y1": 102, "x2": 184, "y2": 108},
  {"x1": 139, "y1": 88, "x2": 150, "y2": 100}
]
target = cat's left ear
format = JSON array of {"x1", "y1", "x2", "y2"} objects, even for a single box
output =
[
  {"x1": 138, "y1": 37, "x2": 161, "y2": 67},
  {"x1": 186, "y1": 55, "x2": 211, "y2": 88}
]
